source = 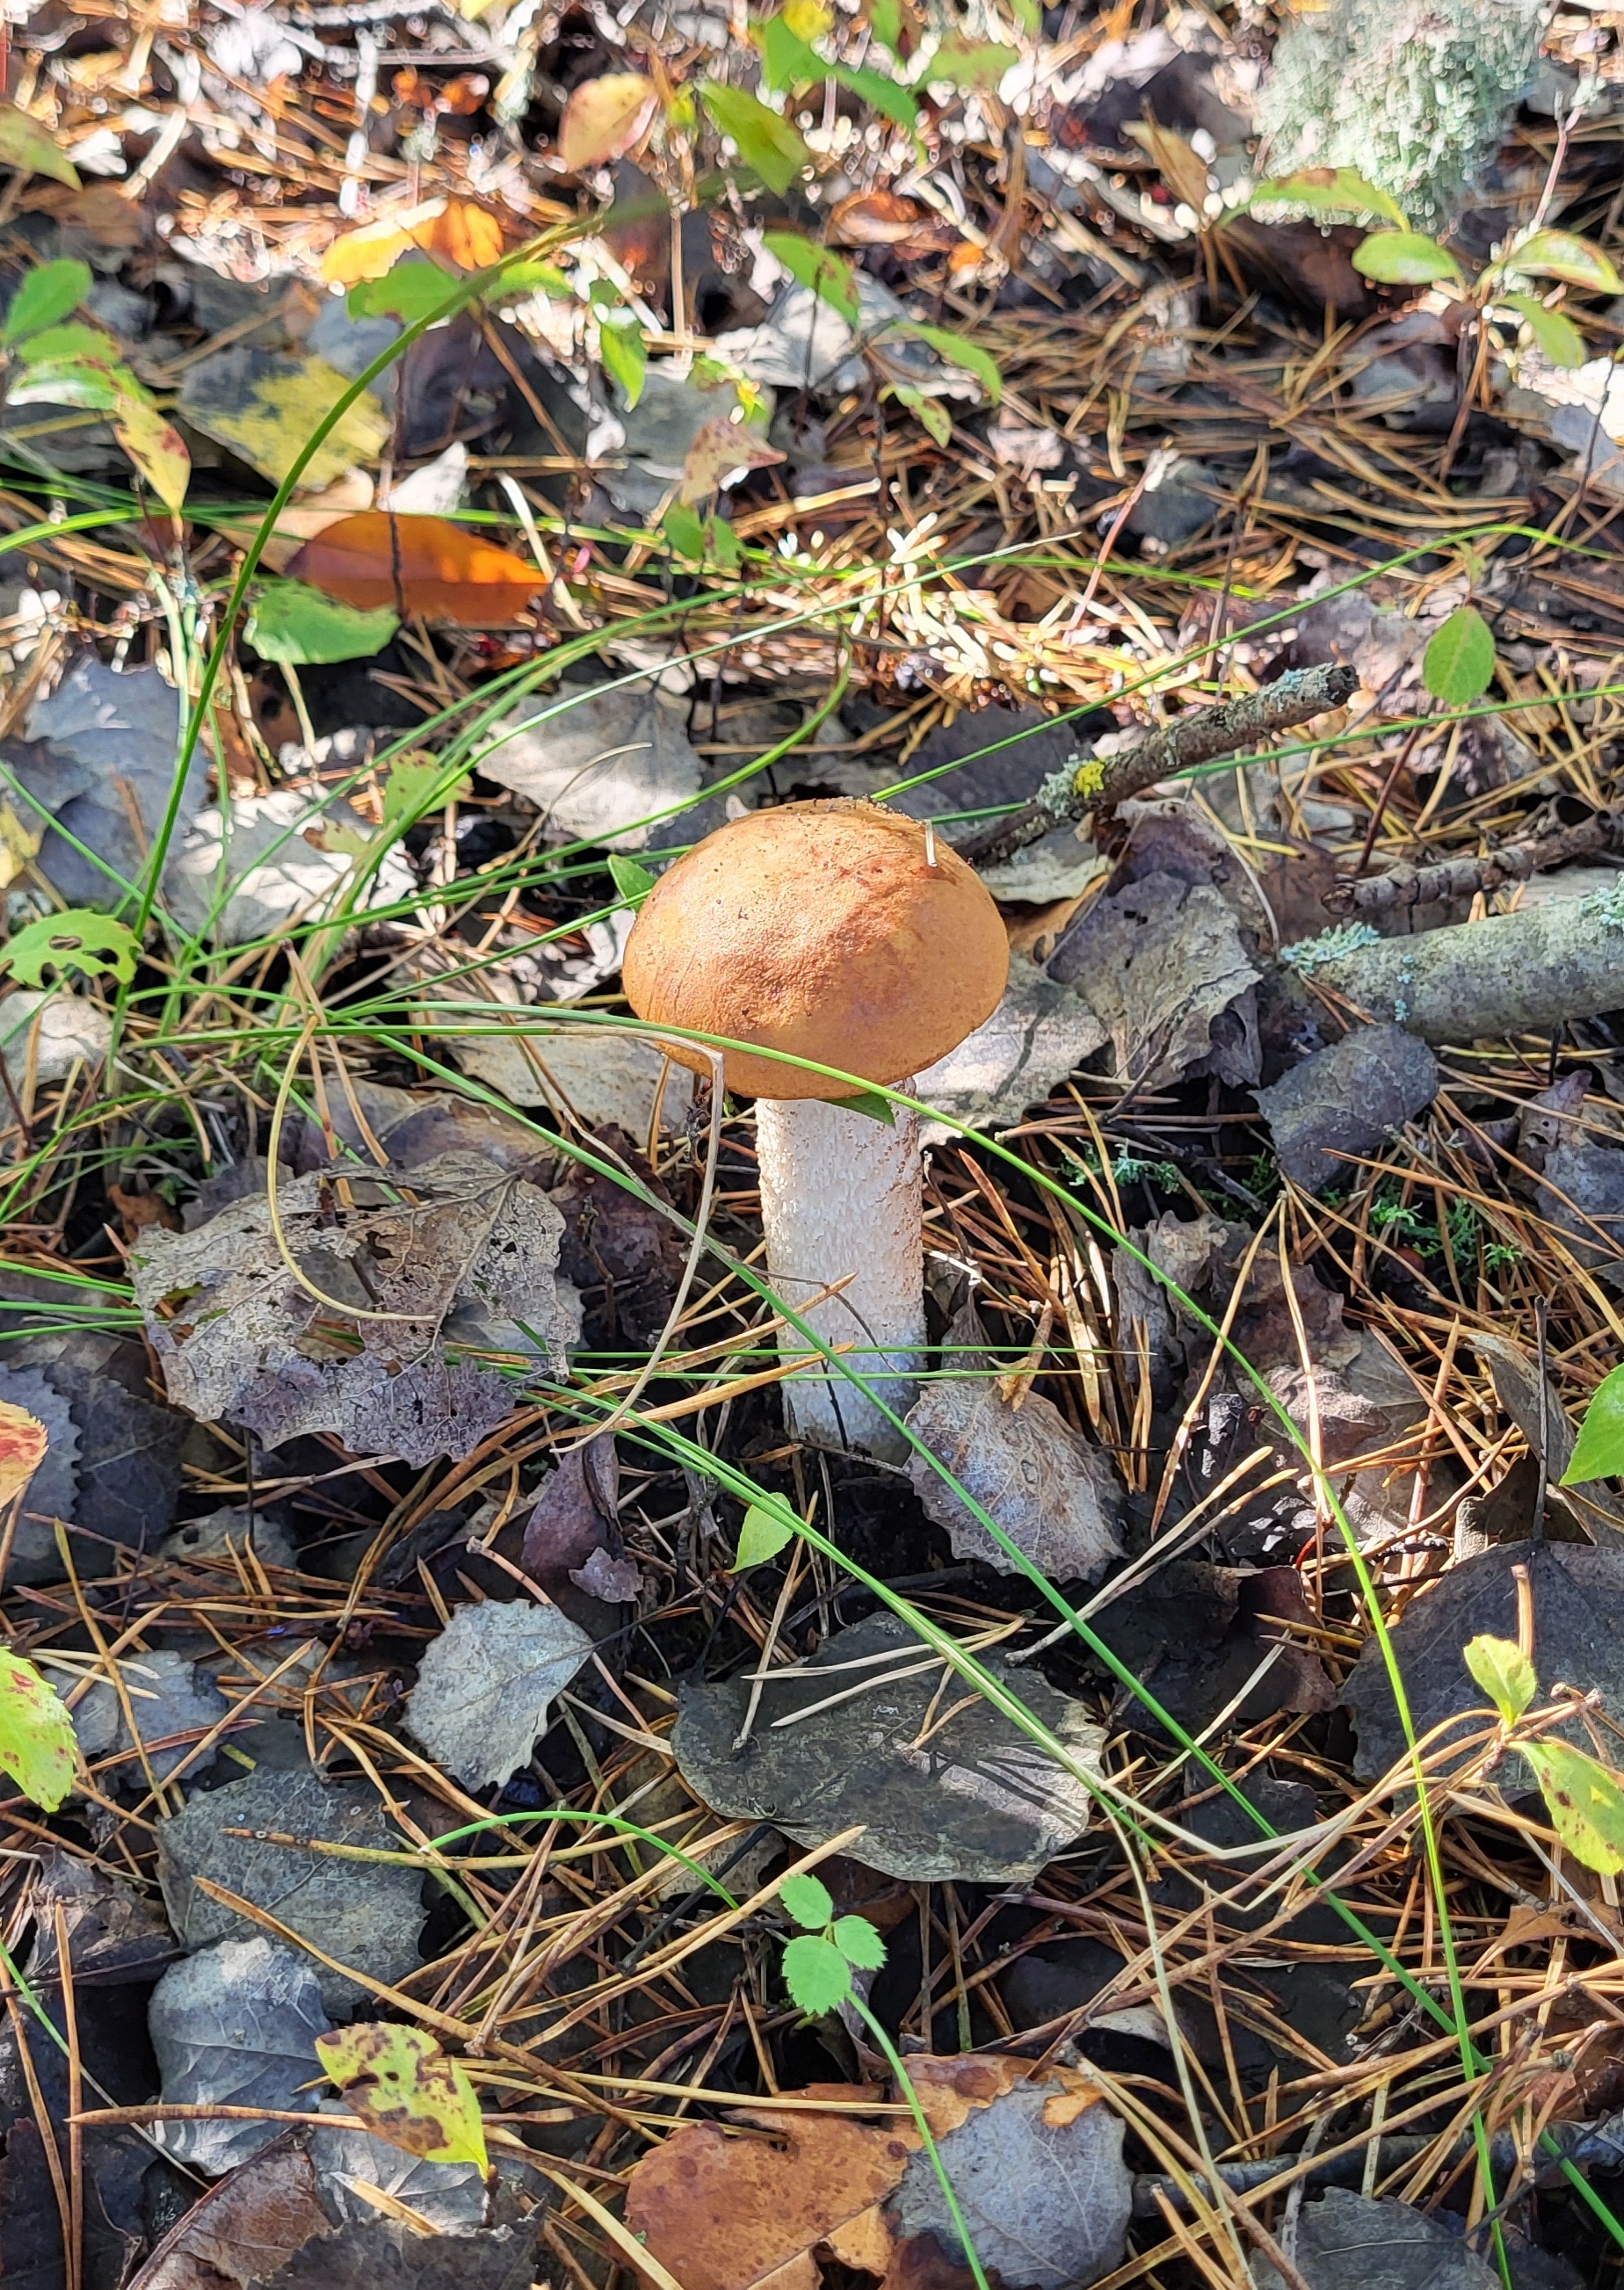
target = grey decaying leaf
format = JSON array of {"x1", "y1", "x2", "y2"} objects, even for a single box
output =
[
  {"x1": 1048, "y1": 871, "x2": 1260, "y2": 1088},
  {"x1": 0, "y1": 990, "x2": 112, "y2": 1090},
  {"x1": 156, "y1": 1765, "x2": 427, "y2": 2016},
  {"x1": 1251, "y1": 2188, "x2": 1500, "y2": 2290},
  {"x1": 406, "y1": 1597, "x2": 595, "y2": 1789},
  {"x1": 570, "y1": 1547, "x2": 645, "y2": 1602},
  {"x1": 1342, "y1": 1539, "x2": 1624, "y2": 1781},
  {"x1": 478, "y1": 682, "x2": 705, "y2": 852},
  {"x1": 163, "y1": 787, "x2": 416, "y2": 947},
  {"x1": 916, "y1": 957, "x2": 1107, "y2": 1137},
  {"x1": 1253, "y1": 1024, "x2": 1439, "y2": 1193},
  {"x1": 309, "y1": 2108, "x2": 491, "y2": 2234},
  {"x1": 130, "y1": 1151, "x2": 569, "y2": 1467},
  {"x1": 70, "y1": 1650, "x2": 228, "y2": 1786},
  {"x1": 149, "y1": 1937, "x2": 331, "y2": 2174},
  {"x1": 904, "y1": 1303, "x2": 1121, "y2": 1581},
  {"x1": 440, "y1": 1007, "x2": 692, "y2": 1135},
  {"x1": 891, "y1": 2061, "x2": 1133, "y2": 2290},
  {"x1": 673, "y1": 1611, "x2": 1106, "y2": 1884}
]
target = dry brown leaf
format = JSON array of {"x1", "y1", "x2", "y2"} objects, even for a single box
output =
[
  {"x1": 559, "y1": 73, "x2": 657, "y2": 171},
  {"x1": 679, "y1": 416, "x2": 786, "y2": 504},
  {"x1": 625, "y1": 2096, "x2": 919, "y2": 2290}
]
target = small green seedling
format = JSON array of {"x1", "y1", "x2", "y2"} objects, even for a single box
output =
[
  {"x1": 1562, "y1": 1362, "x2": 1624, "y2": 1487},
  {"x1": 776, "y1": 1872, "x2": 991, "y2": 2290},
  {"x1": 1465, "y1": 1631, "x2": 1624, "y2": 1873}
]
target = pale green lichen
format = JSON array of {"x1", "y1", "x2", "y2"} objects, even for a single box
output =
[
  {"x1": 1280, "y1": 921, "x2": 1381, "y2": 972},
  {"x1": 1584, "y1": 877, "x2": 1624, "y2": 931},
  {"x1": 1256, "y1": 0, "x2": 1547, "y2": 235}
]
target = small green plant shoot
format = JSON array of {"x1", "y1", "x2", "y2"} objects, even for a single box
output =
[
  {"x1": 1465, "y1": 1631, "x2": 1624, "y2": 1873},
  {"x1": 1562, "y1": 1363, "x2": 1624, "y2": 1487}
]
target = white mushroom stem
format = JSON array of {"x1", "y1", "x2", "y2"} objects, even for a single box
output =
[{"x1": 755, "y1": 1092, "x2": 925, "y2": 1462}]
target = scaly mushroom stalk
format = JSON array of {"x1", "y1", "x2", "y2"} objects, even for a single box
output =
[{"x1": 756, "y1": 1093, "x2": 924, "y2": 1460}]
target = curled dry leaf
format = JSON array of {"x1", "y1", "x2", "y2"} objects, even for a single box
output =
[
  {"x1": 129, "y1": 1151, "x2": 570, "y2": 1467},
  {"x1": 287, "y1": 513, "x2": 540, "y2": 624},
  {"x1": 904, "y1": 1302, "x2": 1122, "y2": 1582},
  {"x1": 559, "y1": 73, "x2": 658, "y2": 171}
]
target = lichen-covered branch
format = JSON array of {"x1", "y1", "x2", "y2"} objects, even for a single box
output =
[
  {"x1": 955, "y1": 664, "x2": 1359, "y2": 872},
  {"x1": 1323, "y1": 808, "x2": 1621, "y2": 918},
  {"x1": 1278, "y1": 880, "x2": 1624, "y2": 1041}
]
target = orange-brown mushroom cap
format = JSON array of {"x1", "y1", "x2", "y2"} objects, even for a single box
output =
[{"x1": 621, "y1": 801, "x2": 1008, "y2": 1099}]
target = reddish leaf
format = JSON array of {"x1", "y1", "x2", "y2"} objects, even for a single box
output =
[
  {"x1": 559, "y1": 73, "x2": 657, "y2": 172},
  {"x1": 287, "y1": 513, "x2": 539, "y2": 623}
]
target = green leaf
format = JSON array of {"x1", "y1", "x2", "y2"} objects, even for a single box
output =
[
  {"x1": 700, "y1": 83, "x2": 811, "y2": 195},
  {"x1": 888, "y1": 380, "x2": 951, "y2": 446},
  {"x1": 764, "y1": 229, "x2": 861, "y2": 327},
  {"x1": 1239, "y1": 169, "x2": 1406, "y2": 226},
  {"x1": 756, "y1": 12, "x2": 825, "y2": 90},
  {"x1": 829, "y1": 1089, "x2": 895, "y2": 1125},
  {"x1": 379, "y1": 752, "x2": 466, "y2": 833},
  {"x1": 1507, "y1": 228, "x2": 1623, "y2": 294},
  {"x1": 1496, "y1": 292, "x2": 1588, "y2": 370},
  {"x1": 867, "y1": 0, "x2": 902, "y2": 54},
  {"x1": 924, "y1": 35, "x2": 1018, "y2": 89},
  {"x1": 608, "y1": 853, "x2": 657, "y2": 904},
  {"x1": 6, "y1": 356, "x2": 119, "y2": 413},
  {"x1": 894, "y1": 321, "x2": 1002, "y2": 404},
  {"x1": 832, "y1": 1913, "x2": 887, "y2": 1969},
  {"x1": 779, "y1": 1872, "x2": 834, "y2": 1929},
  {"x1": 315, "y1": 2022, "x2": 489, "y2": 2171},
  {"x1": 2, "y1": 910, "x2": 137, "y2": 987},
  {"x1": 247, "y1": 577, "x2": 399, "y2": 666},
  {"x1": 782, "y1": 1932, "x2": 852, "y2": 2013},
  {"x1": 0, "y1": 100, "x2": 79, "y2": 188},
  {"x1": 13, "y1": 321, "x2": 120, "y2": 369},
  {"x1": 2, "y1": 259, "x2": 91, "y2": 348},
  {"x1": 493, "y1": 257, "x2": 573, "y2": 301},
  {"x1": 347, "y1": 258, "x2": 458, "y2": 323},
  {"x1": 1463, "y1": 1634, "x2": 1537, "y2": 1727},
  {"x1": 663, "y1": 500, "x2": 707, "y2": 560},
  {"x1": 0, "y1": 1649, "x2": 78, "y2": 1811},
  {"x1": 707, "y1": 513, "x2": 743, "y2": 570},
  {"x1": 734, "y1": 1501, "x2": 795, "y2": 1569},
  {"x1": 1351, "y1": 230, "x2": 1462, "y2": 285},
  {"x1": 831, "y1": 62, "x2": 918, "y2": 128},
  {"x1": 1562, "y1": 1361, "x2": 1624, "y2": 1485},
  {"x1": 598, "y1": 306, "x2": 647, "y2": 410},
  {"x1": 1524, "y1": 1740, "x2": 1624, "y2": 1874},
  {"x1": 1422, "y1": 605, "x2": 1496, "y2": 705}
]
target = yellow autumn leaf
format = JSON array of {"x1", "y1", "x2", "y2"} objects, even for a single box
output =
[
  {"x1": 113, "y1": 392, "x2": 190, "y2": 511},
  {"x1": 0, "y1": 1648, "x2": 78, "y2": 1811},
  {"x1": 0, "y1": 101, "x2": 79, "y2": 187},
  {"x1": 178, "y1": 349, "x2": 389, "y2": 492},
  {"x1": 315, "y1": 2022, "x2": 489, "y2": 2172},
  {"x1": 558, "y1": 73, "x2": 657, "y2": 172}
]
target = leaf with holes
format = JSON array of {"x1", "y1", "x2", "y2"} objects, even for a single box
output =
[
  {"x1": 783, "y1": 1933, "x2": 852, "y2": 2014},
  {"x1": 2, "y1": 911, "x2": 137, "y2": 987},
  {"x1": 2, "y1": 258, "x2": 91, "y2": 347},
  {"x1": 1352, "y1": 230, "x2": 1461, "y2": 285},
  {"x1": 1240, "y1": 169, "x2": 1406, "y2": 225},
  {"x1": 734, "y1": 1501, "x2": 795, "y2": 1569},
  {"x1": 0, "y1": 101, "x2": 79, "y2": 187},
  {"x1": 0, "y1": 1649, "x2": 78, "y2": 1811},
  {"x1": 764, "y1": 230, "x2": 861, "y2": 326},
  {"x1": 1463, "y1": 1634, "x2": 1536, "y2": 1728},
  {"x1": 286, "y1": 513, "x2": 539, "y2": 623},
  {"x1": 247, "y1": 576, "x2": 399, "y2": 665},
  {"x1": 1497, "y1": 292, "x2": 1587, "y2": 370},
  {"x1": 1524, "y1": 1740, "x2": 1624, "y2": 1873},
  {"x1": 700, "y1": 83, "x2": 811, "y2": 195},
  {"x1": 779, "y1": 1873, "x2": 833, "y2": 1930},
  {"x1": 559, "y1": 72, "x2": 656, "y2": 170},
  {"x1": 1423, "y1": 605, "x2": 1496, "y2": 705},
  {"x1": 1507, "y1": 229, "x2": 1623, "y2": 294},
  {"x1": 316, "y1": 2022, "x2": 489, "y2": 2171},
  {"x1": 1564, "y1": 1363, "x2": 1624, "y2": 1485}
]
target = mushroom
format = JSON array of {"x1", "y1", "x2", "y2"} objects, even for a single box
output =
[{"x1": 622, "y1": 801, "x2": 1007, "y2": 1459}]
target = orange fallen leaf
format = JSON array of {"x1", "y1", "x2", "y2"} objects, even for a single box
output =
[
  {"x1": 559, "y1": 72, "x2": 657, "y2": 172},
  {"x1": 0, "y1": 1399, "x2": 47, "y2": 1506},
  {"x1": 287, "y1": 512, "x2": 540, "y2": 623},
  {"x1": 322, "y1": 196, "x2": 509, "y2": 286},
  {"x1": 626, "y1": 2091, "x2": 918, "y2": 2290}
]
